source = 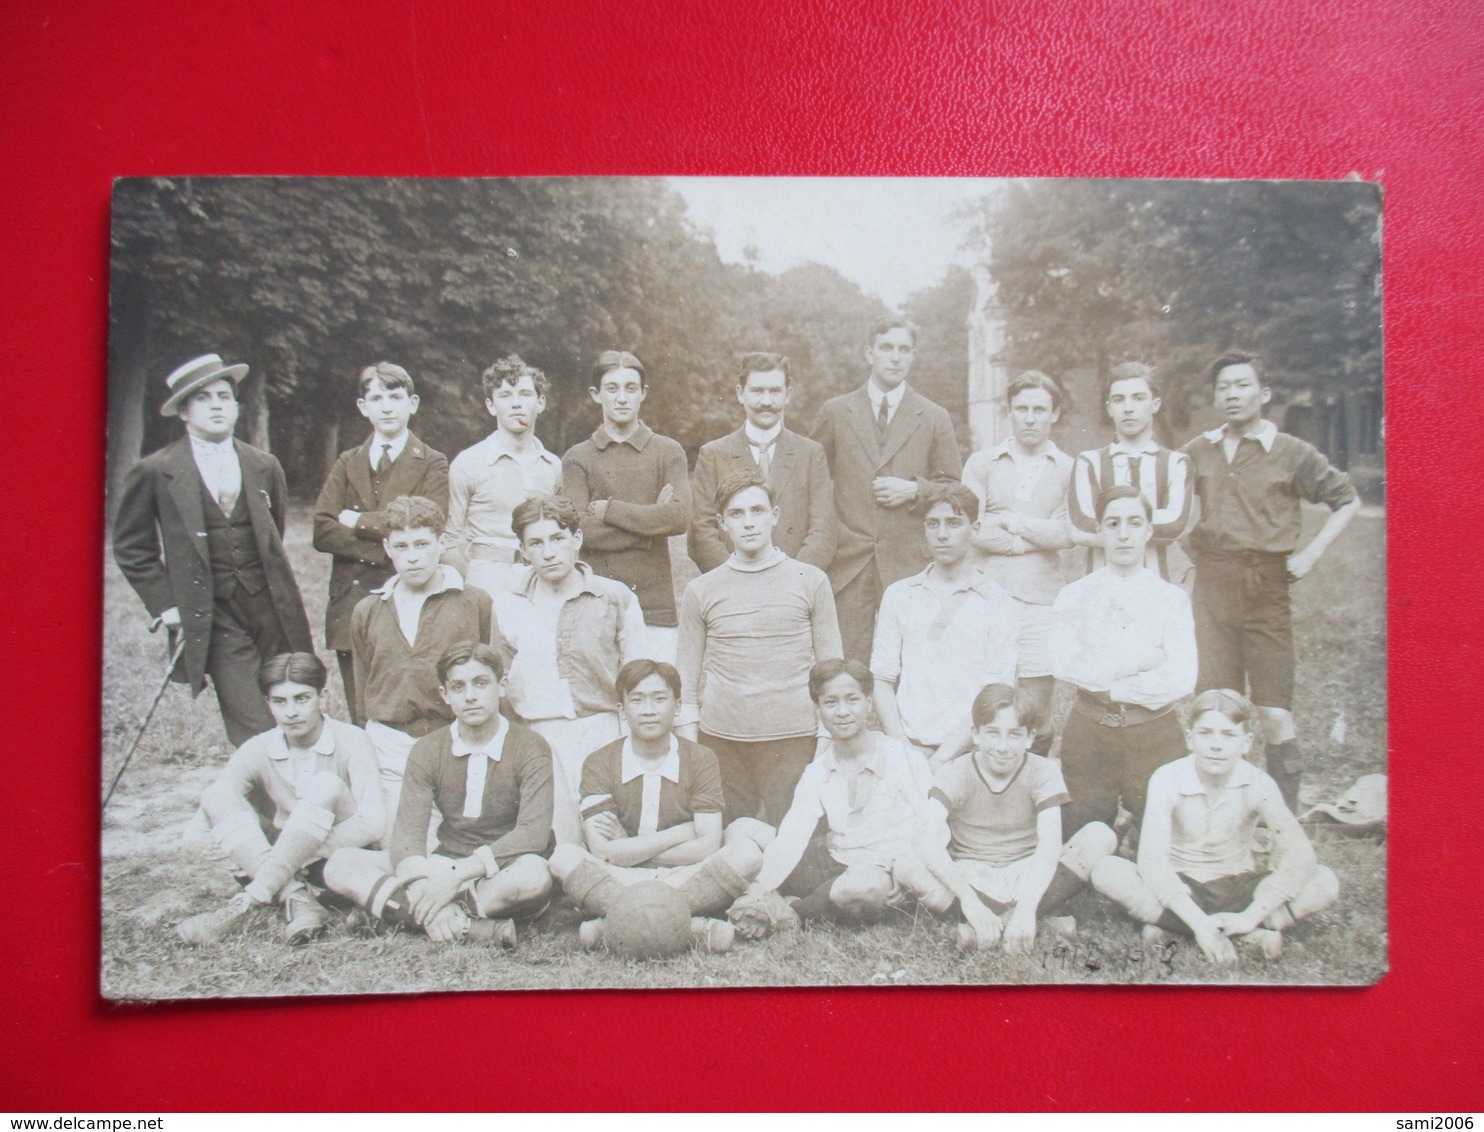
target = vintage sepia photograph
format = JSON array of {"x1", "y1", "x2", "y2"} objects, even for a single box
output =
[{"x1": 101, "y1": 175, "x2": 1385, "y2": 999}]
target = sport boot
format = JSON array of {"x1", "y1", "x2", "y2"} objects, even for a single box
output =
[
  {"x1": 282, "y1": 890, "x2": 331, "y2": 945},
  {"x1": 178, "y1": 891, "x2": 259, "y2": 945},
  {"x1": 465, "y1": 918, "x2": 518, "y2": 949}
]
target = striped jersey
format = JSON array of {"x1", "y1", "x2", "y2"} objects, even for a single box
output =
[{"x1": 1069, "y1": 441, "x2": 1193, "y2": 580}]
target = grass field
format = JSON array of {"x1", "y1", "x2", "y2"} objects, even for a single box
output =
[{"x1": 100, "y1": 505, "x2": 1387, "y2": 998}]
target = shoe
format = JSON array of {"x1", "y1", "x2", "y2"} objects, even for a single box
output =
[
  {"x1": 690, "y1": 917, "x2": 734, "y2": 953},
  {"x1": 465, "y1": 918, "x2": 518, "y2": 949},
  {"x1": 955, "y1": 923, "x2": 979, "y2": 953},
  {"x1": 1243, "y1": 927, "x2": 1284, "y2": 960},
  {"x1": 578, "y1": 919, "x2": 606, "y2": 950},
  {"x1": 282, "y1": 890, "x2": 331, "y2": 945},
  {"x1": 177, "y1": 891, "x2": 258, "y2": 945}
]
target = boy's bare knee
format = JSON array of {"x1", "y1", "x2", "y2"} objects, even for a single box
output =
[
  {"x1": 1256, "y1": 706, "x2": 1296, "y2": 744},
  {"x1": 718, "y1": 837, "x2": 764, "y2": 877},
  {"x1": 548, "y1": 843, "x2": 587, "y2": 881},
  {"x1": 832, "y1": 867, "x2": 891, "y2": 911},
  {"x1": 507, "y1": 855, "x2": 554, "y2": 903},
  {"x1": 724, "y1": 817, "x2": 775, "y2": 852}
]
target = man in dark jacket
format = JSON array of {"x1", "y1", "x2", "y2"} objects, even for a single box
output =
[{"x1": 113, "y1": 354, "x2": 313, "y2": 746}]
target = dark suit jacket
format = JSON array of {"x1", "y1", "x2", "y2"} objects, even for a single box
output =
[
  {"x1": 113, "y1": 436, "x2": 313, "y2": 695},
  {"x1": 312, "y1": 431, "x2": 450, "y2": 650},
  {"x1": 810, "y1": 384, "x2": 963, "y2": 591},
  {"x1": 688, "y1": 426, "x2": 837, "y2": 574}
]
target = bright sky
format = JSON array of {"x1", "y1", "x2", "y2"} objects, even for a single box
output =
[{"x1": 667, "y1": 177, "x2": 1002, "y2": 309}]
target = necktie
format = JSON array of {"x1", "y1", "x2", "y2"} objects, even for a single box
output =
[
  {"x1": 757, "y1": 443, "x2": 772, "y2": 481},
  {"x1": 876, "y1": 396, "x2": 890, "y2": 439},
  {"x1": 376, "y1": 446, "x2": 392, "y2": 476}
]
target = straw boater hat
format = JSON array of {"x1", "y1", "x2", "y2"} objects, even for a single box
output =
[{"x1": 159, "y1": 354, "x2": 250, "y2": 417}]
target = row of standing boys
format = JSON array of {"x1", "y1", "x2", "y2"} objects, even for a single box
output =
[{"x1": 113, "y1": 316, "x2": 1359, "y2": 959}]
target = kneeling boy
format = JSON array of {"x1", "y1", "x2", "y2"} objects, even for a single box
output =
[
  {"x1": 731, "y1": 659, "x2": 954, "y2": 933},
  {"x1": 324, "y1": 642, "x2": 553, "y2": 944},
  {"x1": 1091, "y1": 688, "x2": 1340, "y2": 964},
  {"x1": 177, "y1": 652, "x2": 385, "y2": 945},
  {"x1": 913, "y1": 683, "x2": 1116, "y2": 953},
  {"x1": 550, "y1": 659, "x2": 765, "y2": 951}
]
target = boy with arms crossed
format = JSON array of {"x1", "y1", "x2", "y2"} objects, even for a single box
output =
[
  {"x1": 563, "y1": 350, "x2": 691, "y2": 660},
  {"x1": 871, "y1": 481, "x2": 1018, "y2": 767},
  {"x1": 177, "y1": 652, "x2": 384, "y2": 946},
  {"x1": 729, "y1": 660, "x2": 952, "y2": 935},
  {"x1": 549, "y1": 659, "x2": 766, "y2": 952},
  {"x1": 960, "y1": 371, "x2": 1074, "y2": 755},
  {"x1": 446, "y1": 354, "x2": 563, "y2": 595},
  {"x1": 494, "y1": 494, "x2": 647, "y2": 843},
  {"x1": 689, "y1": 351, "x2": 836, "y2": 574},
  {"x1": 350, "y1": 496, "x2": 500, "y2": 836},
  {"x1": 1068, "y1": 361, "x2": 1192, "y2": 580},
  {"x1": 1181, "y1": 352, "x2": 1361, "y2": 809},
  {"x1": 1091, "y1": 689, "x2": 1339, "y2": 964},
  {"x1": 1051, "y1": 484, "x2": 1197, "y2": 838},
  {"x1": 913, "y1": 684, "x2": 1115, "y2": 953},
  {"x1": 677, "y1": 470, "x2": 842, "y2": 825},
  {"x1": 313, "y1": 361, "x2": 449, "y2": 721},
  {"x1": 324, "y1": 642, "x2": 554, "y2": 945}
]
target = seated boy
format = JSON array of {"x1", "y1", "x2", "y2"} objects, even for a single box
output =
[
  {"x1": 730, "y1": 659, "x2": 953, "y2": 934},
  {"x1": 549, "y1": 659, "x2": 766, "y2": 951},
  {"x1": 323, "y1": 642, "x2": 554, "y2": 945},
  {"x1": 312, "y1": 361, "x2": 449, "y2": 722},
  {"x1": 493, "y1": 494, "x2": 647, "y2": 844},
  {"x1": 912, "y1": 683, "x2": 1116, "y2": 953},
  {"x1": 177, "y1": 652, "x2": 384, "y2": 946},
  {"x1": 1091, "y1": 688, "x2": 1340, "y2": 964},
  {"x1": 349, "y1": 495, "x2": 500, "y2": 838}
]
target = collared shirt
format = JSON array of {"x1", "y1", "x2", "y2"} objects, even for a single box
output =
[
  {"x1": 493, "y1": 563, "x2": 646, "y2": 721},
  {"x1": 1139, "y1": 754, "x2": 1318, "y2": 906},
  {"x1": 960, "y1": 439, "x2": 1074, "y2": 604},
  {"x1": 744, "y1": 420, "x2": 783, "y2": 474},
  {"x1": 754, "y1": 734, "x2": 931, "y2": 890},
  {"x1": 349, "y1": 569, "x2": 497, "y2": 733},
  {"x1": 371, "y1": 564, "x2": 465, "y2": 644},
  {"x1": 1050, "y1": 566, "x2": 1197, "y2": 710},
  {"x1": 446, "y1": 432, "x2": 562, "y2": 552},
  {"x1": 369, "y1": 432, "x2": 409, "y2": 471},
  {"x1": 866, "y1": 380, "x2": 907, "y2": 426},
  {"x1": 870, "y1": 565, "x2": 1019, "y2": 746},
  {"x1": 577, "y1": 735, "x2": 724, "y2": 840},
  {"x1": 1069, "y1": 440, "x2": 1193, "y2": 578},
  {"x1": 390, "y1": 722, "x2": 553, "y2": 873},
  {"x1": 209, "y1": 716, "x2": 384, "y2": 850},
  {"x1": 190, "y1": 435, "x2": 243, "y2": 510},
  {"x1": 1181, "y1": 420, "x2": 1357, "y2": 557},
  {"x1": 929, "y1": 751, "x2": 1071, "y2": 867},
  {"x1": 449, "y1": 718, "x2": 510, "y2": 819}
]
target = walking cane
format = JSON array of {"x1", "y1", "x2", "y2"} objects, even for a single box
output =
[{"x1": 102, "y1": 619, "x2": 187, "y2": 811}]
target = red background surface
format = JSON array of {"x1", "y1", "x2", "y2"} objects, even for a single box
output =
[{"x1": 3, "y1": 0, "x2": 1480, "y2": 1112}]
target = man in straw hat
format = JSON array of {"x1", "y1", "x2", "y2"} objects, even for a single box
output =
[{"x1": 113, "y1": 354, "x2": 313, "y2": 746}]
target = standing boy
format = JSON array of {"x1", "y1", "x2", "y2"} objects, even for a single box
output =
[
  {"x1": 689, "y1": 351, "x2": 836, "y2": 574},
  {"x1": 549, "y1": 659, "x2": 767, "y2": 951},
  {"x1": 960, "y1": 370, "x2": 1074, "y2": 754},
  {"x1": 114, "y1": 354, "x2": 312, "y2": 746},
  {"x1": 1068, "y1": 361, "x2": 1192, "y2": 580},
  {"x1": 562, "y1": 350, "x2": 691, "y2": 661},
  {"x1": 349, "y1": 495, "x2": 500, "y2": 836},
  {"x1": 493, "y1": 494, "x2": 647, "y2": 844},
  {"x1": 1181, "y1": 352, "x2": 1361, "y2": 808},
  {"x1": 446, "y1": 354, "x2": 563, "y2": 595},
  {"x1": 176, "y1": 652, "x2": 385, "y2": 946},
  {"x1": 870, "y1": 481, "x2": 1018, "y2": 766},
  {"x1": 677, "y1": 470, "x2": 842, "y2": 825},
  {"x1": 811, "y1": 317, "x2": 963, "y2": 662},
  {"x1": 313, "y1": 361, "x2": 449, "y2": 721},
  {"x1": 324, "y1": 642, "x2": 554, "y2": 945}
]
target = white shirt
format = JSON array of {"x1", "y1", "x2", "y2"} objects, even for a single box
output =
[
  {"x1": 450, "y1": 718, "x2": 510, "y2": 819},
  {"x1": 190, "y1": 435, "x2": 242, "y2": 510},
  {"x1": 1050, "y1": 566, "x2": 1197, "y2": 709},
  {"x1": 866, "y1": 381, "x2": 907, "y2": 426},
  {"x1": 744, "y1": 420, "x2": 783, "y2": 473},
  {"x1": 619, "y1": 737, "x2": 682, "y2": 835},
  {"x1": 369, "y1": 432, "x2": 409, "y2": 471}
]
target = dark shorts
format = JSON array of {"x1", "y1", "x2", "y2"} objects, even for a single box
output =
[
  {"x1": 1154, "y1": 870, "x2": 1270, "y2": 936},
  {"x1": 1191, "y1": 551, "x2": 1294, "y2": 709}
]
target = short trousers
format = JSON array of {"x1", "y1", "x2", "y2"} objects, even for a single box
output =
[
  {"x1": 1191, "y1": 551, "x2": 1295, "y2": 709},
  {"x1": 1154, "y1": 870, "x2": 1270, "y2": 936}
]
